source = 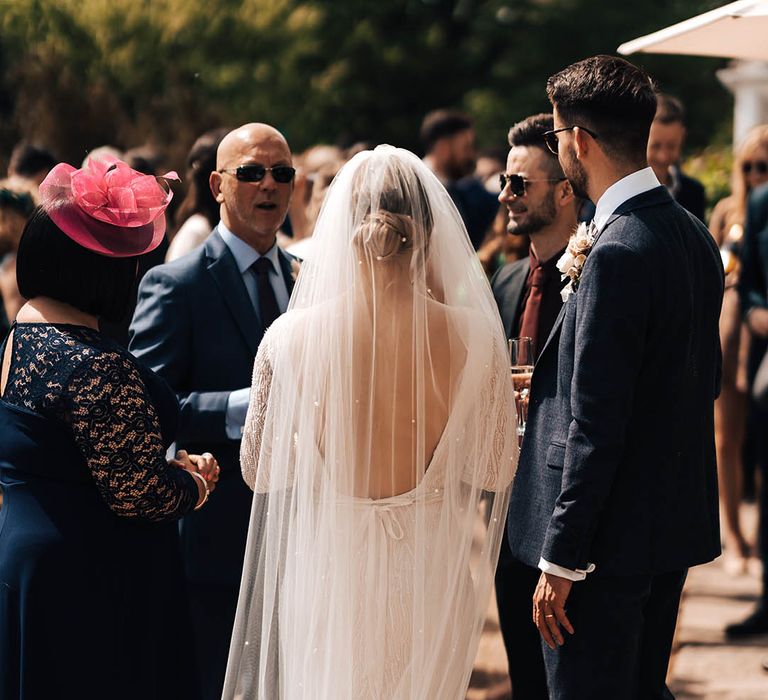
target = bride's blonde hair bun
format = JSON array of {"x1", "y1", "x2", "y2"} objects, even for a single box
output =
[
  {"x1": 359, "y1": 210, "x2": 414, "y2": 261},
  {"x1": 351, "y1": 154, "x2": 433, "y2": 264}
]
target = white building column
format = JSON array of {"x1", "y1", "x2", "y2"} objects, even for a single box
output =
[{"x1": 717, "y1": 60, "x2": 768, "y2": 145}]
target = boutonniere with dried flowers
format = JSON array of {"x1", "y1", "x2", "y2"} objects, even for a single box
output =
[
  {"x1": 556, "y1": 221, "x2": 597, "y2": 302},
  {"x1": 290, "y1": 258, "x2": 302, "y2": 282}
]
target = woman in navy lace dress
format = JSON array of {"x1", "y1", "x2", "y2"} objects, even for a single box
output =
[{"x1": 0, "y1": 156, "x2": 220, "y2": 700}]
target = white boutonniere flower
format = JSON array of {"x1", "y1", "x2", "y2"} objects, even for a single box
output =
[
  {"x1": 556, "y1": 222, "x2": 597, "y2": 302},
  {"x1": 290, "y1": 258, "x2": 302, "y2": 282}
]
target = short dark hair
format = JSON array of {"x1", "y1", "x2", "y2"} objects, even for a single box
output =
[
  {"x1": 654, "y1": 93, "x2": 685, "y2": 125},
  {"x1": 507, "y1": 113, "x2": 564, "y2": 178},
  {"x1": 174, "y1": 127, "x2": 229, "y2": 229},
  {"x1": 8, "y1": 142, "x2": 57, "y2": 179},
  {"x1": 16, "y1": 208, "x2": 138, "y2": 322},
  {"x1": 546, "y1": 55, "x2": 657, "y2": 164},
  {"x1": 419, "y1": 110, "x2": 474, "y2": 153}
]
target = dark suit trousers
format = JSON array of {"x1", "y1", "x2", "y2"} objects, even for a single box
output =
[
  {"x1": 495, "y1": 541, "x2": 549, "y2": 699},
  {"x1": 189, "y1": 583, "x2": 241, "y2": 700},
  {"x1": 543, "y1": 569, "x2": 687, "y2": 700}
]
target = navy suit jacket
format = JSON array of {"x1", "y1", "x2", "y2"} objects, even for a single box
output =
[
  {"x1": 507, "y1": 187, "x2": 723, "y2": 577},
  {"x1": 129, "y1": 228, "x2": 296, "y2": 585}
]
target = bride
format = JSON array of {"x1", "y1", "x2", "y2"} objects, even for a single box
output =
[{"x1": 222, "y1": 146, "x2": 517, "y2": 699}]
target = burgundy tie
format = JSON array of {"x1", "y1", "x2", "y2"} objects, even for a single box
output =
[{"x1": 518, "y1": 264, "x2": 547, "y2": 357}]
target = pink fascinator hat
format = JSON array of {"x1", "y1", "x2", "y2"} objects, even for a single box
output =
[{"x1": 39, "y1": 155, "x2": 180, "y2": 257}]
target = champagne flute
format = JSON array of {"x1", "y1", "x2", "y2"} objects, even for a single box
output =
[{"x1": 509, "y1": 337, "x2": 534, "y2": 439}]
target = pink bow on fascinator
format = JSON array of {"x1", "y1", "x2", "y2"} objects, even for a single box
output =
[{"x1": 39, "y1": 155, "x2": 180, "y2": 258}]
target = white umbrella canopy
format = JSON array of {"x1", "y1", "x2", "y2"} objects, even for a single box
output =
[{"x1": 618, "y1": 0, "x2": 768, "y2": 61}]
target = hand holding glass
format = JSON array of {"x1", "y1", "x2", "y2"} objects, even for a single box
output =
[{"x1": 509, "y1": 337, "x2": 534, "y2": 439}]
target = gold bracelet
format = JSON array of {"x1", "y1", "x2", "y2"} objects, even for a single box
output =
[{"x1": 189, "y1": 471, "x2": 210, "y2": 510}]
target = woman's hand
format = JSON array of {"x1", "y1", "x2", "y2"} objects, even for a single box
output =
[{"x1": 171, "y1": 450, "x2": 220, "y2": 506}]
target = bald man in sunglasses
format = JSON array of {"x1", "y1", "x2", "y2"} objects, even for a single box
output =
[
  {"x1": 129, "y1": 123, "x2": 298, "y2": 700},
  {"x1": 491, "y1": 112, "x2": 579, "y2": 699}
]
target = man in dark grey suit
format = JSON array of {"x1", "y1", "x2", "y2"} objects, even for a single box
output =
[
  {"x1": 506, "y1": 56, "x2": 723, "y2": 699},
  {"x1": 129, "y1": 123, "x2": 297, "y2": 700},
  {"x1": 491, "y1": 112, "x2": 578, "y2": 699}
]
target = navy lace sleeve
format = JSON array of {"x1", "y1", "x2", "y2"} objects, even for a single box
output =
[{"x1": 62, "y1": 351, "x2": 200, "y2": 521}]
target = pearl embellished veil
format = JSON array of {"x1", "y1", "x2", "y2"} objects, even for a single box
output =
[{"x1": 223, "y1": 146, "x2": 517, "y2": 699}]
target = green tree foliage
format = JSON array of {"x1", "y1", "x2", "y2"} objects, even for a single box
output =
[{"x1": 0, "y1": 0, "x2": 733, "y2": 168}]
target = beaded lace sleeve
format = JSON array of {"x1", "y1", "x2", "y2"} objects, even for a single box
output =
[
  {"x1": 241, "y1": 328, "x2": 277, "y2": 491},
  {"x1": 461, "y1": 326, "x2": 518, "y2": 492},
  {"x1": 64, "y1": 353, "x2": 199, "y2": 521}
]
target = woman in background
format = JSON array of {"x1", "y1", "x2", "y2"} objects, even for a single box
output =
[
  {"x1": 166, "y1": 128, "x2": 228, "y2": 262},
  {"x1": 709, "y1": 124, "x2": 768, "y2": 574},
  {"x1": 0, "y1": 176, "x2": 37, "y2": 336}
]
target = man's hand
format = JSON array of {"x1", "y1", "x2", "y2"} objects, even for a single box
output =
[{"x1": 533, "y1": 572, "x2": 575, "y2": 649}]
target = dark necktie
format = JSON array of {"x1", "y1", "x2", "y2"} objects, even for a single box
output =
[
  {"x1": 252, "y1": 257, "x2": 280, "y2": 329},
  {"x1": 518, "y1": 263, "x2": 547, "y2": 357}
]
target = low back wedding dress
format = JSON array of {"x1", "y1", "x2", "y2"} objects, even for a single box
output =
[{"x1": 222, "y1": 146, "x2": 517, "y2": 699}]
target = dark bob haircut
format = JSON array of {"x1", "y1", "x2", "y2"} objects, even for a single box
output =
[
  {"x1": 546, "y1": 55, "x2": 657, "y2": 164},
  {"x1": 16, "y1": 207, "x2": 138, "y2": 323}
]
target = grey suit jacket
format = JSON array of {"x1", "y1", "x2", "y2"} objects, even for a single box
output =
[
  {"x1": 129, "y1": 228, "x2": 296, "y2": 584},
  {"x1": 491, "y1": 258, "x2": 528, "y2": 341},
  {"x1": 507, "y1": 187, "x2": 723, "y2": 577}
]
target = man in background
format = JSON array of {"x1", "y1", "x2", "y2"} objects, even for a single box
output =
[
  {"x1": 647, "y1": 93, "x2": 706, "y2": 222},
  {"x1": 421, "y1": 109, "x2": 499, "y2": 249},
  {"x1": 492, "y1": 112, "x2": 578, "y2": 699}
]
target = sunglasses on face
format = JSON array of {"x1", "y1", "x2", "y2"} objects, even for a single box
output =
[
  {"x1": 542, "y1": 125, "x2": 599, "y2": 155},
  {"x1": 218, "y1": 164, "x2": 296, "y2": 183},
  {"x1": 499, "y1": 172, "x2": 566, "y2": 197},
  {"x1": 743, "y1": 160, "x2": 768, "y2": 176}
]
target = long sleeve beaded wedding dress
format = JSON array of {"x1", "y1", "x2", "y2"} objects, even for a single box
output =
[{"x1": 222, "y1": 146, "x2": 517, "y2": 700}]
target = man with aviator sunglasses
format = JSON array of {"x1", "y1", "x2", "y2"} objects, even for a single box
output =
[
  {"x1": 491, "y1": 113, "x2": 579, "y2": 700},
  {"x1": 130, "y1": 123, "x2": 298, "y2": 700}
]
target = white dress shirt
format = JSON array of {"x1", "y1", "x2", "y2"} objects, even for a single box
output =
[
  {"x1": 538, "y1": 166, "x2": 662, "y2": 582},
  {"x1": 219, "y1": 222, "x2": 290, "y2": 440}
]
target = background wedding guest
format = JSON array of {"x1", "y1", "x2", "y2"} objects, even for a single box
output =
[
  {"x1": 284, "y1": 144, "x2": 345, "y2": 260},
  {"x1": 492, "y1": 112, "x2": 578, "y2": 699},
  {"x1": 730, "y1": 180, "x2": 768, "y2": 638},
  {"x1": 420, "y1": 109, "x2": 499, "y2": 249},
  {"x1": 166, "y1": 128, "x2": 229, "y2": 262},
  {"x1": 0, "y1": 156, "x2": 218, "y2": 699},
  {"x1": 0, "y1": 176, "x2": 37, "y2": 337},
  {"x1": 129, "y1": 122, "x2": 297, "y2": 700},
  {"x1": 7, "y1": 141, "x2": 57, "y2": 185},
  {"x1": 709, "y1": 125, "x2": 768, "y2": 576},
  {"x1": 647, "y1": 92, "x2": 706, "y2": 222}
]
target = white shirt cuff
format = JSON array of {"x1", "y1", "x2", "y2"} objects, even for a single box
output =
[
  {"x1": 538, "y1": 557, "x2": 596, "y2": 582},
  {"x1": 225, "y1": 388, "x2": 251, "y2": 440}
]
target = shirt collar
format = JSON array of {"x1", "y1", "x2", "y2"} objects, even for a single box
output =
[
  {"x1": 218, "y1": 221, "x2": 281, "y2": 275},
  {"x1": 593, "y1": 167, "x2": 661, "y2": 232}
]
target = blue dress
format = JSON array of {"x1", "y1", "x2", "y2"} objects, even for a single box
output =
[{"x1": 0, "y1": 323, "x2": 201, "y2": 699}]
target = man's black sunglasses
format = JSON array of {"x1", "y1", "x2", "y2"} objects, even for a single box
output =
[
  {"x1": 542, "y1": 126, "x2": 599, "y2": 155},
  {"x1": 218, "y1": 164, "x2": 296, "y2": 183},
  {"x1": 499, "y1": 172, "x2": 566, "y2": 197},
  {"x1": 743, "y1": 160, "x2": 768, "y2": 176}
]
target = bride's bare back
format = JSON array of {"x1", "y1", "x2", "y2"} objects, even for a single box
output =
[{"x1": 351, "y1": 297, "x2": 466, "y2": 499}]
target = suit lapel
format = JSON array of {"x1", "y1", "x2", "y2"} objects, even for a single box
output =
[
  {"x1": 537, "y1": 299, "x2": 567, "y2": 362},
  {"x1": 503, "y1": 264, "x2": 528, "y2": 339},
  {"x1": 205, "y1": 230, "x2": 263, "y2": 354}
]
